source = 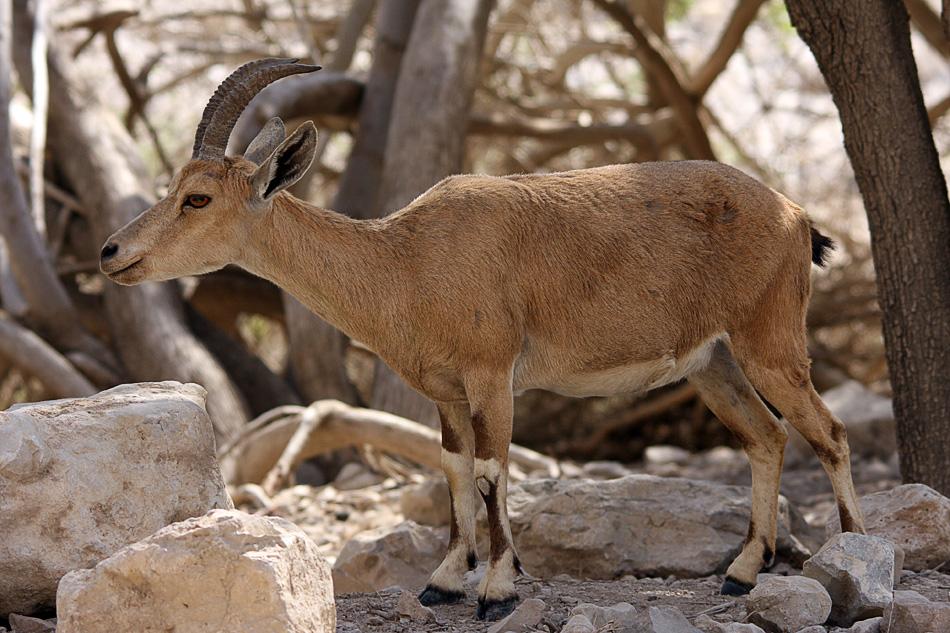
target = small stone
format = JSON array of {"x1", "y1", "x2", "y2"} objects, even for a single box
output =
[
  {"x1": 803, "y1": 532, "x2": 895, "y2": 626},
  {"x1": 486, "y1": 598, "x2": 544, "y2": 633},
  {"x1": 719, "y1": 624, "x2": 766, "y2": 633},
  {"x1": 746, "y1": 576, "x2": 832, "y2": 633},
  {"x1": 570, "y1": 602, "x2": 637, "y2": 628},
  {"x1": 394, "y1": 589, "x2": 435, "y2": 624},
  {"x1": 560, "y1": 614, "x2": 595, "y2": 633},
  {"x1": 645, "y1": 445, "x2": 691, "y2": 466},
  {"x1": 882, "y1": 590, "x2": 950, "y2": 633},
  {"x1": 7, "y1": 614, "x2": 56, "y2": 633},
  {"x1": 847, "y1": 616, "x2": 882, "y2": 633},
  {"x1": 631, "y1": 605, "x2": 702, "y2": 632}
]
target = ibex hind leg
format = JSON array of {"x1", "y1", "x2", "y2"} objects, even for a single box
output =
[
  {"x1": 740, "y1": 357, "x2": 866, "y2": 537},
  {"x1": 687, "y1": 340, "x2": 788, "y2": 595}
]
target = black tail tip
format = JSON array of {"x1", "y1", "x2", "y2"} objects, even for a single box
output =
[{"x1": 810, "y1": 224, "x2": 835, "y2": 268}]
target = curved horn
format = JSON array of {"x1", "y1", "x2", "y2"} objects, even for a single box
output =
[{"x1": 192, "y1": 58, "x2": 321, "y2": 161}]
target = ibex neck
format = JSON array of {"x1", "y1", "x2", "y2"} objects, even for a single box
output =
[{"x1": 242, "y1": 196, "x2": 397, "y2": 350}]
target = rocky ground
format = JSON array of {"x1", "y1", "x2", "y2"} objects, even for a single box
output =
[{"x1": 250, "y1": 446, "x2": 950, "y2": 633}]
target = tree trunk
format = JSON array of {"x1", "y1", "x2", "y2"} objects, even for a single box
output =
[
  {"x1": 368, "y1": 0, "x2": 495, "y2": 427},
  {"x1": 787, "y1": 0, "x2": 950, "y2": 496},
  {"x1": 0, "y1": 1, "x2": 118, "y2": 384},
  {"x1": 12, "y1": 0, "x2": 250, "y2": 442}
]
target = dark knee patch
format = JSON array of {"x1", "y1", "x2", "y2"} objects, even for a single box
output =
[
  {"x1": 467, "y1": 551, "x2": 478, "y2": 570},
  {"x1": 762, "y1": 541, "x2": 774, "y2": 568},
  {"x1": 478, "y1": 477, "x2": 511, "y2": 563}
]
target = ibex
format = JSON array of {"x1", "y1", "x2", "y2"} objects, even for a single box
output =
[{"x1": 100, "y1": 59, "x2": 866, "y2": 620}]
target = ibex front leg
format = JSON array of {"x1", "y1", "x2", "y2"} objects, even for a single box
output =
[
  {"x1": 469, "y1": 373, "x2": 521, "y2": 620},
  {"x1": 419, "y1": 402, "x2": 478, "y2": 606}
]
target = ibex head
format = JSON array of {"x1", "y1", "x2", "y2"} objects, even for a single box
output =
[{"x1": 100, "y1": 58, "x2": 321, "y2": 285}]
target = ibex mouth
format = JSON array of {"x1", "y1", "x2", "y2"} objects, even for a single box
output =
[{"x1": 101, "y1": 258, "x2": 143, "y2": 285}]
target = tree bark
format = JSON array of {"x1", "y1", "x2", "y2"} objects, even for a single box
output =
[
  {"x1": 12, "y1": 0, "x2": 250, "y2": 442},
  {"x1": 787, "y1": 0, "x2": 950, "y2": 496},
  {"x1": 0, "y1": 1, "x2": 118, "y2": 383},
  {"x1": 366, "y1": 0, "x2": 495, "y2": 427}
]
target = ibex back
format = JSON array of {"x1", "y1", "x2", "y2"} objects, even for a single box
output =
[{"x1": 100, "y1": 59, "x2": 866, "y2": 621}]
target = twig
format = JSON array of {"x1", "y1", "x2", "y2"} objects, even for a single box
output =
[{"x1": 261, "y1": 400, "x2": 334, "y2": 495}]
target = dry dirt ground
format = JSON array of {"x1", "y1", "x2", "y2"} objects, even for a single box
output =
[{"x1": 259, "y1": 450, "x2": 950, "y2": 632}]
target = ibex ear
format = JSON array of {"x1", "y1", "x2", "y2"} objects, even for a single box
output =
[
  {"x1": 244, "y1": 117, "x2": 286, "y2": 165},
  {"x1": 251, "y1": 121, "x2": 317, "y2": 202}
]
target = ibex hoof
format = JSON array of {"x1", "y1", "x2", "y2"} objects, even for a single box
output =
[
  {"x1": 418, "y1": 585, "x2": 465, "y2": 606},
  {"x1": 720, "y1": 576, "x2": 754, "y2": 596},
  {"x1": 476, "y1": 595, "x2": 518, "y2": 621}
]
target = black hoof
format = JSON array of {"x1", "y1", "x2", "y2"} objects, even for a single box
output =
[
  {"x1": 418, "y1": 585, "x2": 465, "y2": 607},
  {"x1": 720, "y1": 576, "x2": 754, "y2": 596},
  {"x1": 476, "y1": 595, "x2": 518, "y2": 621}
]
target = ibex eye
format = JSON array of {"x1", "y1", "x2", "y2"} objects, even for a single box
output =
[{"x1": 185, "y1": 194, "x2": 210, "y2": 209}]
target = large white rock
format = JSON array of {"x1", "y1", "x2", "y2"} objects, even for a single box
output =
[
  {"x1": 882, "y1": 590, "x2": 950, "y2": 633},
  {"x1": 746, "y1": 576, "x2": 832, "y2": 633},
  {"x1": 489, "y1": 475, "x2": 812, "y2": 579},
  {"x1": 803, "y1": 532, "x2": 895, "y2": 626},
  {"x1": 0, "y1": 382, "x2": 232, "y2": 617},
  {"x1": 825, "y1": 484, "x2": 950, "y2": 571},
  {"x1": 331, "y1": 520, "x2": 447, "y2": 594},
  {"x1": 56, "y1": 509, "x2": 334, "y2": 633}
]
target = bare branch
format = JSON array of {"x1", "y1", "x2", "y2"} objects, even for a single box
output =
[
  {"x1": 0, "y1": 311, "x2": 96, "y2": 398},
  {"x1": 590, "y1": 0, "x2": 715, "y2": 159},
  {"x1": 905, "y1": 0, "x2": 950, "y2": 58},
  {"x1": 689, "y1": 0, "x2": 767, "y2": 97}
]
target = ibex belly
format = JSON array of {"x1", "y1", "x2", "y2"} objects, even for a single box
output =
[{"x1": 513, "y1": 334, "x2": 723, "y2": 397}]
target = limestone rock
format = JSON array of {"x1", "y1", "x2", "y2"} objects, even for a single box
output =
[
  {"x1": 0, "y1": 382, "x2": 232, "y2": 618},
  {"x1": 785, "y1": 380, "x2": 895, "y2": 462},
  {"x1": 332, "y1": 520, "x2": 447, "y2": 594},
  {"x1": 825, "y1": 484, "x2": 950, "y2": 571},
  {"x1": 882, "y1": 590, "x2": 950, "y2": 633},
  {"x1": 746, "y1": 576, "x2": 832, "y2": 633},
  {"x1": 487, "y1": 475, "x2": 810, "y2": 579},
  {"x1": 7, "y1": 614, "x2": 56, "y2": 633},
  {"x1": 803, "y1": 532, "x2": 895, "y2": 626},
  {"x1": 400, "y1": 478, "x2": 451, "y2": 526},
  {"x1": 719, "y1": 624, "x2": 767, "y2": 633},
  {"x1": 560, "y1": 614, "x2": 596, "y2": 633},
  {"x1": 631, "y1": 605, "x2": 702, "y2": 632},
  {"x1": 848, "y1": 617, "x2": 883, "y2": 633},
  {"x1": 394, "y1": 589, "x2": 436, "y2": 624},
  {"x1": 56, "y1": 509, "x2": 334, "y2": 633},
  {"x1": 570, "y1": 602, "x2": 637, "y2": 629},
  {"x1": 486, "y1": 598, "x2": 544, "y2": 633}
]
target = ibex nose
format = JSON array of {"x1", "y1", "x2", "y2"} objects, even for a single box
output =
[{"x1": 100, "y1": 242, "x2": 119, "y2": 261}]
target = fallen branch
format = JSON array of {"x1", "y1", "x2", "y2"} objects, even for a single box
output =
[
  {"x1": 0, "y1": 310, "x2": 96, "y2": 398},
  {"x1": 220, "y1": 399, "x2": 561, "y2": 486}
]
